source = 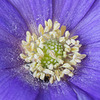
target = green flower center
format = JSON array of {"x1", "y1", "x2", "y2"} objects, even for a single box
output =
[
  {"x1": 41, "y1": 39, "x2": 63, "y2": 68},
  {"x1": 20, "y1": 19, "x2": 86, "y2": 84}
]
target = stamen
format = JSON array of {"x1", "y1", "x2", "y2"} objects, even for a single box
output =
[
  {"x1": 53, "y1": 21, "x2": 60, "y2": 31},
  {"x1": 20, "y1": 19, "x2": 86, "y2": 84},
  {"x1": 61, "y1": 26, "x2": 66, "y2": 36},
  {"x1": 38, "y1": 24, "x2": 44, "y2": 35},
  {"x1": 26, "y1": 31, "x2": 31, "y2": 43},
  {"x1": 49, "y1": 50, "x2": 56, "y2": 59}
]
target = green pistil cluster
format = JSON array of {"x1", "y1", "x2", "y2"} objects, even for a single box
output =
[{"x1": 41, "y1": 39, "x2": 63, "y2": 68}]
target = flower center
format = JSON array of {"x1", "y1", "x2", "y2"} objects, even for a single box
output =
[
  {"x1": 41, "y1": 39, "x2": 63, "y2": 68},
  {"x1": 20, "y1": 19, "x2": 86, "y2": 84}
]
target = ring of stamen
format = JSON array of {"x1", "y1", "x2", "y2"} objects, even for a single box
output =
[{"x1": 20, "y1": 19, "x2": 86, "y2": 84}]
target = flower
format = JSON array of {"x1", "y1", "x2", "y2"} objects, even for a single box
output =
[{"x1": 0, "y1": 0, "x2": 100, "y2": 100}]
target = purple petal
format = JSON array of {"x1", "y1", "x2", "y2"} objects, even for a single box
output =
[
  {"x1": 35, "y1": 87, "x2": 51, "y2": 100},
  {"x1": 70, "y1": 67, "x2": 100, "y2": 99},
  {"x1": 0, "y1": 0, "x2": 28, "y2": 41},
  {"x1": 48, "y1": 81, "x2": 77, "y2": 100},
  {"x1": 70, "y1": 17, "x2": 100, "y2": 100},
  {"x1": 30, "y1": 0, "x2": 52, "y2": 26},
  {"x1": 71, "y1": 0, "x2": 100, "y2": 45},
  {"x1": 70, "y1": 83, "x2": 93, "y2": 100},
  {"x1": 9, "y1": 0, "x2": 52, "y2": 33},
  {"x1": 0, "y1": 69, "x2": 40, "y2": 100},
  {"x1": 53, "y1": 0, "x2": 95, "y2": 31},
  {"x1": 0, "y1": 42, "x2": 22, "y2": 69},
  {"x1": 80, "y1": 43, "x2": 100, "y2": 71},
  {"x1": 69, "y1": 1, "x2": 100, "y2": 99},
  {"x1": 0, "y1": 28, "x2": 19, "y2": 45}
]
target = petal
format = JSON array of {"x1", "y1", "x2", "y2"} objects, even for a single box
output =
[
  {"x1": 0, "y1": 42, "x2": 22, "y2": 69},
  {"x1": 70, "y1": 67, "x2": 100, "y2": 99},
  {"x1": 53, "y1": 0, "x2": 95, "y2": 30},
  {"x1": 52, "y1": 0, "x2": 65, "y2": 21},
  {"x1": 70, "y1": 1, "x2": 100, "y2": 98},
  {"x1": 9, "y1": 0, "x2": 52, "y2": 33},
  {"x1": 0, "y1": 69, "x2": 40, "y2": 100},
  {"x1": 70, "y1": 27, "x2": 100, "y2": 99},
  {"x1": 30, "y1": 0, "x2": 52, "y2": 26},
  {"x1": 80, "y1": 43, "x2": 100, "y2": 71},
  {"x1": 35, "y1": 87, "x2": 51, "y2": 100},
  {"x1": 49, "y1": 81, "x2": 77, "y2": 100},
  {"x1": 0, "y1": 28, "x2": 19, "y2": 45},
  {"x1": 70, "y1": 83, "x2": 94, "y2": 100},
  {"x1": 0, "y1": 0, "x2": 28, "y2": 41},
  {"x1": 71, "y1": 0, "x2": 100, "y2": 45}
]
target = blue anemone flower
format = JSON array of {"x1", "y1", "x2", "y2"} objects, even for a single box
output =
[{"x1": 0, "y1": 0, "x2": 100, "y2": 100}]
